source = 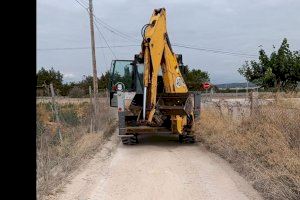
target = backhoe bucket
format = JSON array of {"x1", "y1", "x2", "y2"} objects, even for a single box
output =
[{"x1": 156, "y1": 93, "x2": 194, "y2": 116}]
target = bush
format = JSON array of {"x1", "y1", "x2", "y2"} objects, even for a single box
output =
[{"x1": 68, "y1": 86, "x2": 85, "y2": 98}]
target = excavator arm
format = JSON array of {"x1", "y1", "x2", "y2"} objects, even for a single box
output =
[{"x1": 140, "y1": 8, "x2": 190, "y2": 133}]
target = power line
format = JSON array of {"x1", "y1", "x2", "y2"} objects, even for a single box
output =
[
  {"x1": 37, "y1": 44, "x2": 257, "y2": 58},
  {"x1": 58, "y1": 0, "x2": 259, "y2": 58},
  {"x1": 89, "y1": 12, "x2": 255, "y2": 57},
  {"x1": 98, "y1": 42, "x2": 108, "y2": 71},
  {"x1": 79, "y1": 0, "x2": 89, "y2": 6},
  {"x1": 173, "y1": 43, "x2": 257, "y2": 57},
  {"x1": 88, "y1": 14, "x2": 254, "y2": 58},
  {"x1": 73, "y1": 0, "x2": 133, "y2": 58},
  {"x1": 93, "y1": 15, "x2": 139, "y2": 42},
  {"x1": 73, "y1": 0, "x2": 139, "y2": 43},
  {"x1": 74, "y1": 0, "x2": 88, "y2": 11},
  {"x1": 94, "y1": 20, "x2": 117, "y2": 59},
  {"x1": 37, "y1": 44, "x2": 140, "y2": 51}
]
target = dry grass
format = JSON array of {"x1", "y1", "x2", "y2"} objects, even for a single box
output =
[
  {"x1": 258, "y1": 91, "x2": 300, "y2": 99},
  {"x1": 196, "y1": 97, "x2": 300, "y2": 200},
  {"x1": 36, "y1": 100, "x2": 117, "y2": 199}
]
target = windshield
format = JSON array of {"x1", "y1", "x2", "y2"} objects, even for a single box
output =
[
  {"x1": 110, "y1": 60, "x2": 133, "y2": 91},
  {"x1": 136, "y1": 63, "x2": 144, "y2": 93},
  {"x1": 109, "y1": 60, "x2": 164, "y2": 93},
  {"x1": 110, "y1": 60, "x2": 145, "y2": 93}
]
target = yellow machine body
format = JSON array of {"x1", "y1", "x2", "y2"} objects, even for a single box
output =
[{"x1": 109, "y1": 8, "x2": 201, "y2": 144}]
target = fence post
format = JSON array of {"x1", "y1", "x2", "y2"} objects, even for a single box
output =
[
  {"x1": 249, "y1": 90, "x2": 253, "y2": 116},
  {"x1": 89, "y1": 86, "x2": 94, "y2": 133},
  {"x1": 106, "y1": 88, "x2": 109, "y2": 105},
  {"x1": 249, "y1": 90, "x2": 259, "y2": 116},
  {"x1": 246, "y1": 81, "x2": 249, "y2": 100},
  {"x1": 50, "y1": 83, "x2": 62, "y2": 142}
]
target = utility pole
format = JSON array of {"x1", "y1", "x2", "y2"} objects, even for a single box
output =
[
  {"x1": 89, "y1": 86, "x2": 94, "y2": 133},
  {"x1": 88, "y1": 0, "x2": 99, "y2": 130}
]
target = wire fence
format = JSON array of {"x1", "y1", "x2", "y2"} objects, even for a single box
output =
[
  {"x1": 36, "y1": 84, "x2": 116, "y2": 198},
  {"x1": 200, "y1": 89, "x2": 299, "y2": 103},
  {"x1": 200, "y1": 90, "x2": 300, "y2": 124}
]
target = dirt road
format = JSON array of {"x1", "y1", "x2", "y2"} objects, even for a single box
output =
[{"x1": 51, "y1": 133, "x2": 262, "y2": 200}]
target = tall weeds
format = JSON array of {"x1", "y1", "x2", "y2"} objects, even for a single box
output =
[
  {"x1": 36, "y1": 99, "x2": 117, "y2": 199},
  {"x1": 196, "y1": 97, "x2": 300, "y2": 200}
]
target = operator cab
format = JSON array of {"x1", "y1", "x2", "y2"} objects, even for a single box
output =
[
  {"x1": 109, "y1": 60, "x2": 143, "y2": 107},
  {"x1": 109, "y1": 60, "x2": 165, "y2": 108},
  {"x1": 109, "y1": 55, "x2": 187, "y2": 108}
]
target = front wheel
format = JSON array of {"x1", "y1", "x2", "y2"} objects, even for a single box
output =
[{"x1": 121, "y1": 135, "x2": 138, "y2": 145}]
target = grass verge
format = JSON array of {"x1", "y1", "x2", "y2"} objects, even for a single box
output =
[
  {"x1": 196, "y1": 98, "x2": 300, "y2": 200},
  {"x1": 36, "y1": 100, "x2": 117, "y2": 199}
]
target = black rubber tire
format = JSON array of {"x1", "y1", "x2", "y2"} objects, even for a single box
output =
[
  {"x1": 179, "y1": 134, "x2": 196, "y2": 144},
  {"x1": 121, "y1": 135, "x2": 138, "y2": 145},
  {"x1": 178, "y1": 135, "x2": 184, "y2": 143},
  {"x1": 184, "y1": 135, "x2": 196, "y2": 143}
]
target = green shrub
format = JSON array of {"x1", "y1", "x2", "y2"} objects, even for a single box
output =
[{"x1": 60, "y1": 109, "x2": 79, "y2": 126}]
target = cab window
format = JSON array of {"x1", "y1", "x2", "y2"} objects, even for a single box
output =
[{"x1": 111, "y1": 60, "x2": 133, "y2": 91}]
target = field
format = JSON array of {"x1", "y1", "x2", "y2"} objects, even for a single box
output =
[
  {"x1": 36, "y1": 94, "x2": 300, "y2": 200},
  {"x1": 36, "y1": 97, "x2": 107, "y2": 104},
  {"x1": 196, "y1": 95, "x2": 300, "y2": 200},
  {"x1": 36, "y1": 98, "x2": 116, "y2": 199}
]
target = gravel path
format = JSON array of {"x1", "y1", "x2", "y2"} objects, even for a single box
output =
[{"x1": 51, "y1": 134, "x2": 262, "y2": 200}]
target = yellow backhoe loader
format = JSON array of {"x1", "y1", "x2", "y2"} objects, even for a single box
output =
[{"x1": 109, "y1": 8, "x2": 201, "y2": 144}]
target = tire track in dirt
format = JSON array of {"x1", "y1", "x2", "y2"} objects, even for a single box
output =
[{"x1": 50, "y1": 134, "x2": 262, "y2": 200}]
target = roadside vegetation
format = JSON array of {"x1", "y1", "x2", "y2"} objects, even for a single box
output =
[
  {"x1": 36, "y1": 66, "x2": 210, "y2": 97},
  {"x1": 196, "y1": 95, "x2": 300, "y2": 200},
  {"x1": 36, "y1": 100, "x2": 117, "y2": 199},
  {"x1": 238, "y1": 38, "x2": 300, "y2": 91},
  {"x1": 36, "y1": 37, "x2": 299, "y2": 199}
]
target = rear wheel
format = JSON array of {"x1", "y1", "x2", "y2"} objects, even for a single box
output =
[
  {"x1": 178, "y1": 134, "x2": 195, "y2": 144},
  {"x1": 121, "y1": 135, "x2": 138, "y2": 145},
  {"x1": 183, "y1": 134, "x2": 195, "y2": 143}
]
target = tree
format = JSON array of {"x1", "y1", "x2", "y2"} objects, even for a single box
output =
[
  {"x1": 37, "y1": 67, "x2": 64, "y2": 95},
  {"x1": 76, "y1": 71, "x2": 110, "y2": 95},
  {"x1": 77, "y1": 75, "x2": 94, "y2": 95},
  {"x1": 36, "y1": 68, "x2": 112, "y2": 96},
  {"x1": 238, "y1": 38, "x2": 300, "y2": 91},
  {"x1": 98, "y1": 71, "x2": 110, "y2": 90},
  {"x1": 181, "y1": 65, "x2": 210, "y2": 90},
  {"x1": 60, "y1": 82, "x2": 76, "y2": 96}
]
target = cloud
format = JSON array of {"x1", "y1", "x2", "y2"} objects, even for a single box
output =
[
  {"x1": 63, "y1": 73, "x2": 75, "y2": 78},
  {"x1": 37, "y1": 0, "x2": 300, "y2": 84}
]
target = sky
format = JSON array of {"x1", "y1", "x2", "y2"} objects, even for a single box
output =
[{"x1": 37, "y1": 0, "x2": 300, "y2": 84}]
